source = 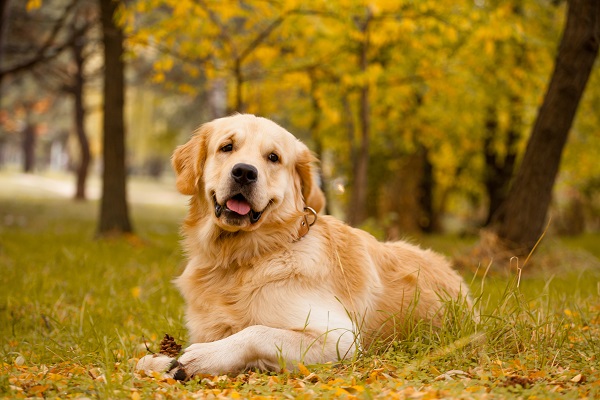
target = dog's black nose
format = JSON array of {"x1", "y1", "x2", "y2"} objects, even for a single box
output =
[{"x1": 231, "y1": 163, "x2": 258, "y2": 185}]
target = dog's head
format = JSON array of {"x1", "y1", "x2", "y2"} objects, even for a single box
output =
[{"x1": 172, "y1": 114, "x2": 324, "y2": 233}]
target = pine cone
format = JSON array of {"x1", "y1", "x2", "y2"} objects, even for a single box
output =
[{"x1": 159, "y1": 334, "x2": 182, "y2": 358}]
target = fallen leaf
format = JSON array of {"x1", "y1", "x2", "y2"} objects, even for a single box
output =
[
  {"x1": 434, "y1": 370, "x2": 469, "y2": 381},
  {"x1": 503, "y1": 375, "x2": 533, "y2": 388},
  {"x1": 131, "y1": 286, "x2": 141, "y2": 299},
  {"x1": 571, "y1": 374, "x2": 585, "y2": 383},
  {"x1": 297, "y1": 363, "x2": 310, "y2": 377},
  {"x1": 28, "y1": 385, "x2": 50, "y2": 395},
  {"x1": 303, "y1": 372, "x2": 320, "y2": 383},
  {"x1": 14, "y1": 356, "x2": 25, "y2": 366}
]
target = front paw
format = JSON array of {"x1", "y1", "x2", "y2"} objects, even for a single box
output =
[
  {"x1": 136, "y1": 354, "x2": 188, "y2": 381},
  {"x1": 175, "y1": 342, "x2": 238, "y2": 376}
]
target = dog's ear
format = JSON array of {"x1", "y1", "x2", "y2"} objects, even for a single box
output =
[
  {"x1": 171, "y1": 125, "x2": 209, "y2": 195},
  {"x1": 296, "y1": 145, "x2": 326, "y2": 214}
]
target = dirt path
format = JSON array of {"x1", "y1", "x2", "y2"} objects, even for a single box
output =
[{"x1": 0, "y1": 171, "x2": 188, "y2": 208}]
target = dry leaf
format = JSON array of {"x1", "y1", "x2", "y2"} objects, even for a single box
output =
[
  {"x1": 297, "y1": 363, "x2": 310, "y2": 377},
  {"x1": 571, "y1": 374, "x2": 585, "y2": 383}
]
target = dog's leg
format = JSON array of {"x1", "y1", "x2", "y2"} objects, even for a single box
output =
[{"x1": 167, "y1": 324, "x2": 356, "y2": 379}]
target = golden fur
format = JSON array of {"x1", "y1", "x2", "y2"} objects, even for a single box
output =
[{"x1": 136, "y1": 114, "x2": 470, "y2": 378}]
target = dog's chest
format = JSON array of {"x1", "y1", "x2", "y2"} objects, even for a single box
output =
[{"x1": 194, "y1": 251, "x2": 323, "y2": 327}]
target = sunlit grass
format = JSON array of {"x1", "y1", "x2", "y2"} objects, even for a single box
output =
[{"x1": 1, "y1": 194, "x2": 599, "y2": 398}]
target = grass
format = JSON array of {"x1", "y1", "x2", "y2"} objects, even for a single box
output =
[{"x1": 1, "y1": 183, "x2": 599, "y2": 398}]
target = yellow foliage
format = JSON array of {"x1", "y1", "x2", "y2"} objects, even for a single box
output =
[
  {"x1": 172, "y1": 0, "x2": 194, "y2": 18},
  {"x1": 153, "y1": 57, "x2": 174, "y2": 73},
  {"x1": 484, "y1": 40, "x2": 495, "y2": 57},
  {"x1": 26, "y1": 0, "x2": 42, "y2": 11},
  {"x1": 130, "y1": 286, "x2": 141, "y2": 299},
  {"x1": 253, "y1": 46, "x2": 279, "y2": 63},
  {"x1": 152, "y1": 72, "x2": 165, "y2": 84},
  {"x1": 120, "y1": 0, "x2": 597, "y2": 221}
]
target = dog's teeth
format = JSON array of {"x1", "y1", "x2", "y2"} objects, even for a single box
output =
[
  {"x1": 215, "y1": 204, "x2": 223, "y2": 217},
  {"x1": 250, "y1": 211, "x2": 262, "y2": 223}
]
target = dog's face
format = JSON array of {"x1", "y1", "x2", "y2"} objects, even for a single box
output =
[{"x1": 172, "y1": 114, "x2": 324, "y2": 232}]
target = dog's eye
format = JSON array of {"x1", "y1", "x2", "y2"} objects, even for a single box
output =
[
  {"x1": 268, "y1": 153, "x2": 279, "y2": 163},
  {"x1": 221, "y1": 144, "x2": 233, "y2": 153}
]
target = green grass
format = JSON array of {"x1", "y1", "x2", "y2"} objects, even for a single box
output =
[{"x1": 1, "y1": 194, "x2": 599, "y2": 399}]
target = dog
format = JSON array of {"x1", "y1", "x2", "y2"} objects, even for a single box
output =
[{"x1": 136, "y1": 114, "x2": 471, "y2": 379}]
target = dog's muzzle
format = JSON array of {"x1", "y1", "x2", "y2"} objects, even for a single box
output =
[{"x1": 213, "y1": 194, "x2": 263, "y2": 224}]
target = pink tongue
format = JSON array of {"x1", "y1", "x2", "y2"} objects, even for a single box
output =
[{"x1": 226, "y1": 198, "x2": 251, "y2": 216}]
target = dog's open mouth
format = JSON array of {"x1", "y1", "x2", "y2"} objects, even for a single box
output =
[{"x1": 214, "y1": 194, "x2": 263, "y2": 224}]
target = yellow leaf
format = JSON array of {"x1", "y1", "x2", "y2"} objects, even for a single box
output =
[
  {"x1": 151, "y1": 371, "x2": 163, "y2": 380},
  {"x1": 28, "y1": 385, "x2": 50, "y2": 394},
  {"x1": 152, "y1": 72, "x2": 165, "y2": 84},
  {"x1": 564, "y1": 309, "x2": 579, "y2": 317},
  {"x1": 26, "y1": 0, "x2": 42, "y2": 11},
  {"x1": 297, "y1": 363, "x2": 310, "y2": 377},
  {"x1": 447, "y1": 27, "x2": 458, "y2": 42},
  {"x1": 530, "y1": 370, "x2": 546, "y2": 379},
  {"x1": 131, "y1": 286, "x2": 141, "y2": 299},
  {"x1": 465, "y1": 386, "x2": 486, "y2": 392},
  {"x1": 484, "y1": 40, "x2": 495, "y2": 56}
]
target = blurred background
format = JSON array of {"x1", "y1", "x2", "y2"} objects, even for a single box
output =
[{"x1": 0, "y1": 0, "x2": 598, "y2": 244}]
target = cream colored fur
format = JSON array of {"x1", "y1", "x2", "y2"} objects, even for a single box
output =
[{"x1": 136, "y1": 114, "x2": 470, "y2": 378}]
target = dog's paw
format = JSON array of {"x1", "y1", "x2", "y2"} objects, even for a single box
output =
[{"x1": 135, "y1": 354, "x2": 188, "y2": 381}]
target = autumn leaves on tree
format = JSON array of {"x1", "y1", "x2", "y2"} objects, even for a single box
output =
[
  {"x1": 3, "y1": 0, "x2": 599, "y2": 254},
  {"x1": 125, "y1": 0, "x2": 598, "y2": 251}
]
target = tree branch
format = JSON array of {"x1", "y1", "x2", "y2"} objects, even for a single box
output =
[{"x1": 0, "y1": 0, "x2": 79, "y2": 80}]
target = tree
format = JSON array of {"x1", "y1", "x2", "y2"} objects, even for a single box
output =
[
  {"x1": 37, "y1": 2, "x2": 97, "y2": 199},
  {"x1": 70, "y1": 22, "x2": 91, "y2": 200},
  {"x1": 0, "y1": 0, "x2": 79, "y2": 84},
  {"x1": 0, "y1": 0, "x2": 10, "y2": 107},
  {"x1": 346, "y1": 8, "x2": 372, "y2": 227},
  {"x1": 481, "y1": 2, "x2": 524, "y2": 226},
  {"x1": 490, "y1": 0, "x2": 600, "y2": 254},
  {"x1": 97, "y1": 0, "x2": 132, "y2": 235},
  {"x1": 0, "y1": 0, "x2": 97, "y2": 189},
  {"x1": 124, "y1": 0, "x2": 598, "y2": 236},
  {"x1": 21, "y1": 107, "x2": 36, "y2": 172}
]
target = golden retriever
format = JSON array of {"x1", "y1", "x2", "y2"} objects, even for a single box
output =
[{"x1": 136, "y1": 114, "x2": 471, "y2": 379}]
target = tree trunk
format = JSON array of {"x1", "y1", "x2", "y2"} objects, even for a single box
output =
[
  {"x1": 347, "y1": 84, "x2": 369, "y2": 226},
  {"x1": 308, "y1": 70, "x2": 329, "y2": 214},
  {"x1": 22, "y1": 123, "x2": 36, "y2": 173},
  {"x1": 418, "y1": 145, "x2": 438, "y2": 233},
  {"x1": 231, "y1": 59, "x2": 245, "y2": 113},
  {"x1": 484, "y1": 1, "x2": 525, "y2": 227},
  {"x1": 97, "y1": 0, "x2": 132, "y2": 235},
  {"x1": 483, "y1": 103, "x2": 520, "y2": 226},
  {"x1": 483, "y1": 105, "x2": 501, "y2": 225},
  {"x1": 72, "y1": 35, "x2": 90, "y2": 201},
  {"x1": 347, "y1": 15, "x2": 371, "y2": 227},
  {"x1": 0, "y1": 0, "x2": 10, "y2": 109},
  {"x1": 491, "y1": 0, "x2": 599, "y2": 253},
  {"x1": 208, "y1": 78, "x2": 227, "y2": 119}
]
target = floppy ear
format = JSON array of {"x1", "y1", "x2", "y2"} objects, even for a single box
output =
[
  {"x1": 296, "y1": 145, "x2": 326, "y2": 214},
  {"x1": 171, "y1": 125, "x2": 209, "y2": 195}
]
